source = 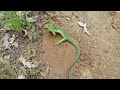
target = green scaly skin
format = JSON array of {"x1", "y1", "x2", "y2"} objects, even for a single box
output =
[{"x1": 44, "y1": 23, "x2": 80, "y2": 78}]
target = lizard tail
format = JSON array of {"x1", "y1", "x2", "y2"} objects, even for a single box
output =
[{"x1": 67, "y1": 36, "x2": 80, "y2": 78}]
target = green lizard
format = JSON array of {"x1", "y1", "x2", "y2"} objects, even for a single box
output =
[{"x1": 44, "y1": 23, "x2": 80, "y2": 78}]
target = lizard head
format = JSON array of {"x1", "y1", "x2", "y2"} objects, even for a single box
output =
[{"x1": 44, "y1": 23, "x2": 54, "y2": 31}]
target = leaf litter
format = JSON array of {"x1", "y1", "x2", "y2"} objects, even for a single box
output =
[
  {"x1": 2, "y1": 33, "x2": 18, "y2": 49},
  {"x1": 0, "y1": 11, "x2": 48, "y2": 79},
  {"x1": 18, "y1": 55, "x2": 36, "y2": 69}
]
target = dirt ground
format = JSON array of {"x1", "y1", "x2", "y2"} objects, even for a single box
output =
[{"x1": 0, "y1": 11, "x2": 120, "y2": 79}]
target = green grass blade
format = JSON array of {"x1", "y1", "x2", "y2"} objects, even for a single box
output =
[{"x1": 2, "y1": 19, "x2": 23, "y2": 32}]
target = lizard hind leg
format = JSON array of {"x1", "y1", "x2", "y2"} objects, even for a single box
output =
[{"x1": 55, "y1": 38, "x2": 67, "y2": 45}]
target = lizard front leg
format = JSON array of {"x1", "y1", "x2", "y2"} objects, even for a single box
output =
[
  {"x1": 51, "y1": 31, "x2": 56, "y2": 37},
  {"x1": 55, "y1": 38, "x2": 67, "y2": 45}
]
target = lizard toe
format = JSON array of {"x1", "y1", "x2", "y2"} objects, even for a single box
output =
[{"x1": 55, "y1": 43, "x2": 58, "y2": 45}]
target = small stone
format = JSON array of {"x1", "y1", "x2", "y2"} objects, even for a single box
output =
[
  {"x1": 80, "y1": 68, "x2": 93, "y2": 79},
  {"x1": 66, "y1": 17, "x2": 71, "y2": 21}
]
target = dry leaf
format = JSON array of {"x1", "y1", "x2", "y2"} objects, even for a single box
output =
[
  {"x1": 4, "y1": 55, "x2": 10, "y2": 60},
  {"x1": 3, "y1": 33, "x2": 10, "y2": 49},
  {"x1": 40, "y1": 66, "x2": 50, "y2": 78},
  {"x1": 12, "y1": 42, "x2": 18, "y2": 48},
  {"x1": 78, "y1": 21, "x2": 90, "y2": 35},
  {"x1": 27, "y1": 16, "x2": 39, "y2": 23},
  {"x1": 19, "y1": 55, "x2": 35, "y2": 68},
  {"x1": 2, "y1": 33, "x2": 18, "y2": 49},
  {"x1": 9, "y1": 34, "x2": 15, "y2": 43}
]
